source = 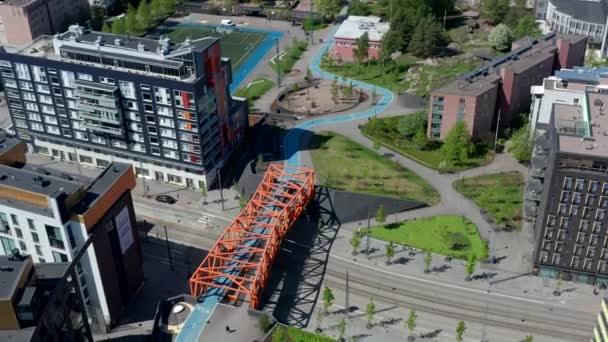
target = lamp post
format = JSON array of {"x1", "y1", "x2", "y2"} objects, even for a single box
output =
[{"x1": 217, "y1": 169, "x2": 225, "y2": 211}]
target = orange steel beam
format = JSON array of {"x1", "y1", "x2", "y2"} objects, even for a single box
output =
[{"x1": 189, "y1": 163, "x2": 315, "y2": 309}]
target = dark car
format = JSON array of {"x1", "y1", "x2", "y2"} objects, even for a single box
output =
[{"x1": 155, "y1": 195, "x2": 177, "y2": 204}]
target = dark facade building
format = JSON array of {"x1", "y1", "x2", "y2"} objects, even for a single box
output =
[
  {"x1": 427, "y1": 33, "x2": 587, "y2": 141},
  {"x1": 532, "y1": 83, "x2": 608, "y2": 284},
  {"x1": 0, "y1": 252, "x2": 94, "y2": 341},
  {"x1": 0, "y1": 24, "x2": 248, "y2": 190}
]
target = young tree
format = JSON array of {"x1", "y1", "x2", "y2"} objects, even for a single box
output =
[
  {"x1": 408, "y1": 15, "x2": 446, "y2": 58},
  {"x1": 101, "y1": 22, "x2": 111, "y2": 33},
  {"x1": 350, "y1": 231, "x2": 361, "y2": 255},
  {"x1": 137, "y1": 0, "x2": 153, "y2": 31},
  {"x1": 353, "y1": 32, "x2": 370, "y2": 68},
  {"x1": 306, "y1": 67, "x2": 313, "y2": 81},
  {"x1": 397, "y1": 111, "x2": 427, "y2": 138},
  {"x1": 340, "y1": 83, "x2": 351, "y2": 100},
  {"x1": 413, "y1": 130, "x2": 429, "y2": 149},
  {"x1": 481, "y1": 0, "x2": 509, "y2": 24},
  {"x1": 365, "y1": 297, "x2": 375, "y2": 329},
  {"x1": 489, "y1": 23, "x2": 513, "y2": 51},
  {"x1": 375, "y1": 205, "x2": 386, "y2": 224},
  {"x1": 314, "y1": 0, "x2": 341, "y2": 20},
  {"x1": 456, "y1": 320, "x2": 467, "y2": 342},
  {"x1": 385, "y1": 241, "x2": 395, "y2": 265},
  {"x1": 111, "y1": 18, "x2": 126, "y2": 34},
  {"x1": 330, "y1": 77, "x2": 339, "y2": 103},
  {"x1": 465, "y1": 254, "x2": 477, "y2": 281},
  {"x1": 371, "y1": 87, "x2": 379, "y2": 105},
  {"x1": 441, "y1": 121, "x2": 473, "y2": 165},
  {"x1": 508, "y1": 125, "x2": 533, "y2": 162},
  {"x1": 424, "y1": 251, "x2": 432, "y2": 274},
  {"x1": 322, "y1": 286, "x2": 335, "y2": 314},
  {"x1": 513, "y1": 15, "x2": 541, "y2": 39},
  {"x1": 524, "y1": 335, "x2": 534, "y2": 342},
  {"x1": 337, "y1": 317, "x2": 347, "y2": 340},
  {"x1": 406, "y1": 309, "x2": 417, "y2": 341},
  {"x1": 554, "y1": 274, "x2": 563, "y2": 296}
]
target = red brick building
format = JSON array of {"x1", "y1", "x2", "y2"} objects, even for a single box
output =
[
  {"x1": 329, "y1": 16, "x2": 389, "y2": 62},
  {"x1": 428, "y1": 34, "x2": 588, "y2": 141}
]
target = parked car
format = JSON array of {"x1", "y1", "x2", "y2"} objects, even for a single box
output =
[
  {"x1": 155, "y1": 195, "x2": 176, "y2": 204},
  {"x1": 220, "y1": 19, "x2": 235, "y2": 27}
]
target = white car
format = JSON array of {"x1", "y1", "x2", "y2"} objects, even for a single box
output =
[{"x1": 220, "y1": 19, "x2": 236, "y2": 27}]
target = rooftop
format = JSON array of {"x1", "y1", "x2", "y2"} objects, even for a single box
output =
[
  {"x1": 0, "y1": 0, "x2": 37, "y2": 7},
  {"x1": 556, "y1": 66, "x2": 608, "y2": 84},
  {"x1": 71, "y1": 162, "x2": 132, "y2": 215},
  {"x1": 198, "y1": 303, "x2": 270, "y2": 342},
  {"x1": 0, "y1": 327, "x2": 35, "y2": 342},
  {"x1": 550, "y1": 0, "x2": 608, "y2": 24},
  {"x1": 334, "y1": 15, "x2": 390, "y2": 41},
  {"x1": 0, "y1": 254, "x2": 31, "y2": 301}
]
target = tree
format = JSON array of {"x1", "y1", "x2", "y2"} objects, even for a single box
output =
[
  {"x1": 239, "y1": 196, "x2": 248, "y2": 210},
  {"x1": 397, "y1": 111, "x2": 427, "y2": 138},
  {"x1": 349, "y1": 0, "x2": 371, "y2": 16},
  {"x1": 330, "y1": 77, "x2": 339, "y2": 103},
  {"x1": 407, "y1": 15, "x2": 446, "y2": 58},
  {"x1": 341, "y1": 83, "x2": 352, "y2": 100},
  {"x1": 481, "y1": 0, "x2": 509, "y2": 24},
  {"x1": 456, "y1": 321, "x2": 467, "y2": 342},
  {"x1": 406, "y1": 309, "x2": 417, "y2": 341},
  {"x1": 513, "y1": 15, "x2": 541, "y2": 39},
  {"x1": 375, "y1": 205, "x2": 386, "y2": 224},
  {"x1": 322, "y1": 286, "x2": 335, "y2": 314},
  {"x1": 160, "y1": 0, "x2": 177, "y2": 16},
  {"x1": 353, "y1": 32, "x2": 370, "y2": 66},
  {"x1": 413, "y1": 130, "x2": 429, "y2": 149},
  {"x1": 111, "y1": 18, "x2": 126, "y2": 34},
  {"x1": 465, "y1": 254, "x2": 477, "y2": 281},
  {"x1": 504, "y1": 0, "x2": 529, "y2": 27},
  {"x1": 258, "y1": 315, "x2": 273, "y2": 333},
  {"x1": 424, "y1": 251, "x2": 432, "y2": 274},
  {"x1": 365, "y1": 297, "x2": 375, "y2": 329},
  {"x1": 441, "y1": 121, "x2": 473, "y2": 165},
  {"x1": 371, "y1": 87, "x2": 379, "y2": 105},
  {"x1": 101, "y1": 22, "x2": 111, "y2": 33},
  {"x1": 489, "y1": 24, "x2": 513, "y2": 51},
  {"x1": 314, "y1": 0, "x2": 341, "y2": 20},
  {"x1": 508, "y1": 124, "x2": 533, "y2": 162},
  {"x1": 151, "y1": 0, "x2": 163, "y2": 19},
  {"x1": 524, "y1": 336, "x2": 534, "y2": 342},
  {"x1": 337, "y1": 317, "x2": 347, "y2": 340},
  {"x1": 385, "y1": 241, "x2": 395, "y2": 264},
  {"x1": 306, "y1": 67, "x2": 313, "y2": 81},
  {"x1": 137, "y1": 0, "x2": 153, "y2": 32},
  {"x1": 554, "y1": 274, "x2": 563, "y2": 296},
  {"x1": 350, "y1": 231, "x2": 361, "y2": 255},
  {"x1": 90, "y1": 5, "x2": 106, "y2": 31},
  {"x1": 125, "y1": 4, "x2": 138, "y2": 34}
]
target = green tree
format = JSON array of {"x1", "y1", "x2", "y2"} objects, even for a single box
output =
[
  {"x1": 314, "y1": 0, "x2": 341, "y2": 20},
  {"x1": 258, "y1": 315, "x2": 273, "y2": 333},
  {"x1": 524, "y1": 336, "x2": 534, "y2": 342},
  {"x1": 137, "y1": 0, "x2": 153, "y2": 31},
  {"x1": 504, "y1": 0, "x2": 528, "y2": 27},
  {"x1": 337, "y1": 317, "x2": 347, "y2": 340},
  {"x1": 322, "y1": 286, "x2": 335, "y2": 314},
  {"x1": 354, "y1": 32, "x2": 370, "y2": 67},
  {"x1": 488, "y1": 23, "x2": 513, "y2": 51},
  {"x1": 407, "y1": 15, "x2": 446, "y2": 58},
  {"x1": 111, "y1": 18, "x2": 126, "y2": 34},
  {"x1": 385, "y1": 241, "x2": 395, "y2": 264},
  {"x1": 365, "y1": 297, "x2": 375, "y2": 329},
  {"x1": 348, "y1": 0, "x2": 371, "y2": 15},
  {"x1": 456, "y1": 321, "x2": 467, "y2": 342},
  {"x1": 350, "y1": 231, "x2": 361, "y2": 255},
  {"x1": 424, "y1": 251, "x2": 432, "y2": 274},
  {"x1": 465, "y1": 254, "x2": 477, "y2": 281},
  {"x1": 160, "y1": 0, "x2": 177, "y2": 16},
  {"x1": 397, "y1": 111, "x2": 427, "y2": 138},
  {"x1": 441, "y1": 121, "x2": 473, "y2": 165},
  {"x1": 413, "y1": 130, "x2": 429, "y2": 149},
  {"x1": 341, "y1": 84, "x2": 352, "y2": 100},
  {"x1": 375, "y1": 205, "x2": 386, "y2": 224},
  {"x1": 513, "y1": 15, "x2": 541, "y2": 39},
  {"x1": 306, "y1": 67, "x2": 313, "y2": 81},
  {"x1": 481, "y1": 0, "x2": 509, "y2": 24},
  {"x1": 101, "y1": 22, "x2": 111, "y2": 33},
  {"x1": 90, "y1": 5, "x2": 106, "y2": 31},
  {"x1": 150, "y1": 0, "x2": 163, "y2": 19},
  {"x1": 330, "y1": 77, "x2": 339, "y2": 103},
  {"x1": 406, "y1": 309, "x2": 417, "y2": 340},
  {"x1": 508, "y1": 124, "x2": 533, "y2": 162},
  {"x1": 239, "y1": 196, "x2": 248, "y2": 210},
  {"x1": 125, "y1": 4, "x2": 138, "y2": 34}
]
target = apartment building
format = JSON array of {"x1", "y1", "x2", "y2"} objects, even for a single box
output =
[
  {"x1": 0, "y1": 134, "x2": 144, "y2": 332},
  {"x1": 0, "y1": 24, "x2": 248, "y2": 190},
  {"x1": 0, "y1": 0, "x2": 89, "y2": 46},
  {"x1": 330, "y1": 16, "x2": 389, "y2": 61},
  {"x1": 530, "y1": 81, "x2": 608, "y2": 284},
  {"x1": 0, "y1": 253, "x2": 93, "y2": 341},
  {"x1": 427, "y1": 33, "x2": 586, "y2": 141}
]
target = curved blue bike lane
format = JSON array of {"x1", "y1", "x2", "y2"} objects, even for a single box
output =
[{"x1": 284, "y1": 30, "x2": 395, "y2": 168}]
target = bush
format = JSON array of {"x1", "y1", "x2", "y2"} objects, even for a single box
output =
[
  {"x1": 489, "y1": 24, "x2": 513, "y2": 51},
  {"x1": 258, "y1": 315, "x2": 273, "y2": 333},
  {"x1": 446, "y1": 232, "x2": 469, "y2": 251},
  {"x1": 397, "y1": 111, "x2": 427, "y2": 138}
]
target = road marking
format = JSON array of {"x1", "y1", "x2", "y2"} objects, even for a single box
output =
[{"x1": 329, "y1": 254, "x2": 546, "y2": 305}]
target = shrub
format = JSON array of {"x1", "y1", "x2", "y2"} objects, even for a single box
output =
[{"x1": 446, "y1": 232, "x2": 469, "y2": 250}]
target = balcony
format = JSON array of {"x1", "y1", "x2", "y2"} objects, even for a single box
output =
[{"x1": 82, "y1": 121, "x2": 124, "y2": 135}]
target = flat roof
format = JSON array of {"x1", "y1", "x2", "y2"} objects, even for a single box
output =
[
  {"x1": 433, "y1": 73, "x2": 500, "y2": 96},
  {"x1": 198, "y1": 304, "x2": 269, "y2": 342},
  {"x1": 334, "y1": 15, "x2": 389, "y2": 41},
  {"x1": 71, "y1": 162, "x2": 132, "y2": 215},
  {"x1": 34, "y1": 262, "x2": 68, "y2": 280},
  {"x1": 0, "y1": 327, "x2": 35, "y2": 342},
  {"x1": 550, "y1": 0, "x2": 608, "y2": 25},
  {"x1": 0, "y1": 164, "x2": 82, "y2": 199},
  {"x1": 0, "y1": 255, "x2": 30, "y2": 300}
]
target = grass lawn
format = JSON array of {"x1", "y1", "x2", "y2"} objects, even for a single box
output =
[
  {"x1": 310, "y1": 132, "x2": 439, "y2": 205},
  {"x1": 270, "y1": 40, "x2": 308, "y2": 76},
  {"x1": 370, "y1": 215, "x2": 487, "y2": 259},
  {"x1": 148, "y1": 25, "x2": 266, "y2": 71},
  {"x1": 271, "y1": 325, "x2": 334, "y2": 342},
  {"x1": 233, "y1": 77, "x2": 274, "y2": 101},
  {"x1": 361, "y1": 115, "x2": 494, "y2": 172},
  {"x1": 453, "y1": 171, "x2": 525, "y2": 230}
]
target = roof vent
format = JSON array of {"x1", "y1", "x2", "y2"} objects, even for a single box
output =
[
  {"x1": 114, "y1": 38, "x2": 121, "y2": 47},
  {"x1": 95, "y1": 36, "x2": 102, "y2": 46},
  {"x1": 33, "y1": 175, "x2": 49, "y2": 187},
  {"x1": 137, "y1": 42, "x2": 145, "y2": 52}
]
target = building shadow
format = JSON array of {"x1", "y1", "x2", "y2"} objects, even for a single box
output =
[{"x1": 259, "y1": 185, "x2": 340, "y2": 328}]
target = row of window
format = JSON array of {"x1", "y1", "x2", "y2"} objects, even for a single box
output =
[
  {"x1": 563, "y1": 177, "x2": 607, "y2": 195},
  {"x1": 539, "y1": 251, "x2": 608, "y2": 273}
]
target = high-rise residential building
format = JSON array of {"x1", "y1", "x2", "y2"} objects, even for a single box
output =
[
  {"x1": 530, "y1": 78, "x2": 608, "y2": 284},
  {"x1": 0, "y1": 133, "x2": 144, "y2": 332},
  {"x1": 0, "y1": 0, "x2": 89, "y2": 46},
  {"x1": 0, "y1": 253, "x2": 94, "y2": 341},
  {"x1": 0, "y1": 24, "x2": 248, "y2": 190},
  {"x1": 427, "y1": 33, "x2": 586, "y2": 141}
]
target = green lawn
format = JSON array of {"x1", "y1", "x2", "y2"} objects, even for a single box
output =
[
  {"x1": 370, "y1": 215, "x2": 488, "y2": 259},
  {"x1": 148, "y1": 25, "x2": 266, "y2": 70},
  {"x1": 322, "y1": 54, "x2": 482, "y2": 97},
  {"x1": 270, "y1": 40, "x2": 308, "y2": 76},
  {"x1": 361, "y1": 115, "x2": 494, "y2": 172},
  {"x1": 233, "y1": 77, "x2": 274, "y2": 101},
  {"x1": 271, "y1": 325, "x2": 335, "y2": 342},
  {"x1": 310, "y1": 132, "x2": 439, "y2": 205},
  {"x1": 453, "y1": 171, "x2": 525, "y2": 230}
]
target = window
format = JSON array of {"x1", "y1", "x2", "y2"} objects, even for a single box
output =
[
  {"x1": 45, "y1": 225, "x2": 65, "y2": 250},
  {"x1": 77, "y1": 73, "x2": 93, "y2": 81},
  {"x1": 553, "y1": 254, "x2": 561, "y2": 265},
  {"x1": 14, "y1": 228, "x2": 23, "y2": 239},
  {"x1": 173, "y1": 90, "x2": 194, "y2": 108},
  {"x1": 15, "y1": 63, "x2": 31, "y2": 80},
  {"x1": 151, "y1": 147, "x2": 160, "y2": 155},
  {"x1": 52, "y1": 251, "x2": 68, "y2": 262},
  {"x1": 118, "y1": 80, "x2": 136, "y2": 99},
  {"x1": 36, "y1": 84, "x2": 50, "y2": 94},
  {"x1": 576, "y1": 178, "x2": 585, "y2": 192},
  {"x1": 142, "y1": 92, "x2": 152, "y2": 101},
  {"x1": 167, "y1": 174, "x2": 182, "y2": 183},
  {"x1": 19, "y1": 240, "x2": 27, "y2": 252},
  {"x1": 35, "y1": 245, "x2": 42, "y2": 256},
  {"x1": 144, "y1": 103, "x2": 154, "y2": 112},
  {"x1": 11, "y1": 214, "x2": 19, "y2": 226},
  {"x1": 564, "y1": 177, "x2": 573, "y2": 190},
  {"x1": 27, "y1": 218, "x2": 35, "y2": 230},
  {"x1": 32, "y1": 66, "x2": 47, "y2": 83},
  {"x1": 580, "y1": 220, "x2": 589, "y2": 232},
  {"x1": 570, "y1": 206, "x2": 579, "y2": 216},
  {"x1": 39, "y1": 258, "x2": 46, "y2": 263},
  {"x1": 1, "y1": 236, "x2": 16, "y2": 254},
  {"x1": 99, "y1": 77, "x2": 114, "y2": 84},
  {"x1": 155, "y1": 87, "x2": 171, "y2": 105},
  {"x1": 149, "y1": 136, "x2": 159, "y2": 145},
  {"x1": 79, "y1": 155, "x2": 93, "y2": 164},
  {"x1": 148, "y1": 126, "x2": 157, "y2": 134},
  {"x1": 96, "y1": 159, "x2": 110, "y2": 168},
  {"x1": 590, "y1": 181, "x2": 599, "y2": 194}
]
